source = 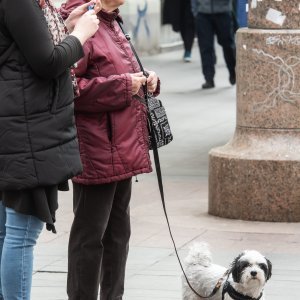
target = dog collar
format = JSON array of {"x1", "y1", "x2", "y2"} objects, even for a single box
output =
[{"x1": 222, "y1": 281, "x2": 263, "y2": 300}]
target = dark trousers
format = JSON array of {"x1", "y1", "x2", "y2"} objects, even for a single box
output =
[
  {"x1": 67, "y1": 179, "x2": 132, "y2": 300},
  {"x1": 180, "y1": 0, "x2": 195, "y2": 53},
  {"x1": 196, "y1": 12, "x2": 236, "y2": 81}
]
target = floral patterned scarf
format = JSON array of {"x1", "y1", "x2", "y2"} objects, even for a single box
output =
[{"x1": 37, "y1": 0, "x2": 79, "y2": 96}]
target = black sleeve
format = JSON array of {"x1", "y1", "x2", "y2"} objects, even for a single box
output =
[{"x1": 3, "y1": 0, "x2": 83, "y2": 79}]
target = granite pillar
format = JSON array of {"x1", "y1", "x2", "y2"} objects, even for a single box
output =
[{"x1": 208, "y1": 0, "x2": 300, "y2": 222}]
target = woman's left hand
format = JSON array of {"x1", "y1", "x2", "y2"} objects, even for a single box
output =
[
  {"x1": 65, "y1": 0, "x2": 102, "y2": 33},
  {"x1": 146, "y1": 70, "x2": 158, "y2": 93}
]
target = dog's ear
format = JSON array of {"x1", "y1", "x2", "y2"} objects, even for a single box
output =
[
  {"x1": 230, "y1": 253, "x2": 243, "y2": 283},
  {"x1": 265, "y1": 258, "x2": 272, "y2": 281}
]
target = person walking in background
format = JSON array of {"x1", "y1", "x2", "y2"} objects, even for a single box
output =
[
  {"x1": 163, "y1": 0, "x2": 195, "y2": 62},
  {"x1": 191, "y1": 0, "x2": 236, "y2": 89},
  {"x1": 61, "y1": 0, "x2": 160, "y2": 299},
  {"x1": 0, "y1": 0, "x2": 100, "y2": 299}
]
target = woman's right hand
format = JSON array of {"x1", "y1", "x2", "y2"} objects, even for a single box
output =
[
  {"x1": 65, "y1": 0, "x2": 102, "y2": 33},
  {"x1": 70, "y1": 9, "x2": 100, "y2": 45},
  {"x1": 130, "y1": 72, "x2": 147, "y2": 95}
]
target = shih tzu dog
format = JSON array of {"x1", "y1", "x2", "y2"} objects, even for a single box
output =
[{"x1": 182, "y1": 243, "x2": 272, "y2": 300}]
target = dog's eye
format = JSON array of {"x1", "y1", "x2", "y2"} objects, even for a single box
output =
[
  {"x1": 240, "y1": 262, "x2": 250, "y2": 270},
  {"x1": 259, "y1": 263, "x2": 267, "y2": 272}
]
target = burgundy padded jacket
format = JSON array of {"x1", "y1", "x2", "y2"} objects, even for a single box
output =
[{"x1": 61, "y1": 2, "x2": 158, "y2": 184}]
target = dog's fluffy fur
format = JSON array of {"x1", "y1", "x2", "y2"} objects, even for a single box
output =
[{"x1": 182, "y1": 243, "x2": 272, "y2": 300}]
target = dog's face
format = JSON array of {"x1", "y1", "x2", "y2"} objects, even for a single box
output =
[{"x1": 230, "y1": 250, "x2": 272, "y2": 288}]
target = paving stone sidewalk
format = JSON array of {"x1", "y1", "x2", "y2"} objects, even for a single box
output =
[{"x1": 32, "y1": 46, "x2": 300, "y2": 300}]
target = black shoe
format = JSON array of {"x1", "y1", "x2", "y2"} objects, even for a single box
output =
[
  {"x1": 229, "y1": 73, "x2": 236, "y2": 85},
  {"x1": 202, "y1": 80, "x2": 215, "y2": 89}
]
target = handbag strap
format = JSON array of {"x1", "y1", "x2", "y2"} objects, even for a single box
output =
[{"x1": 117, "y1": 20, "x2": 222, "y2": 299}]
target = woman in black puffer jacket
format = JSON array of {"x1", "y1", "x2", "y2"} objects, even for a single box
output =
[{"x1": 0, "y1": 0, "x2": 100, "y2": 299}]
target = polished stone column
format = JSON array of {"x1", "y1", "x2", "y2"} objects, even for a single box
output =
[{"x1": 208, "y1": 0, "x2": 300, "y2": 222}]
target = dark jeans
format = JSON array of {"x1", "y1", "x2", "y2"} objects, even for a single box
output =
[
  {"x1": 67, "y1": 179, "x2": 132, "y2": 300},
  {"x1": 196, "y1": 12, "x2": 236, "y2": 81}
]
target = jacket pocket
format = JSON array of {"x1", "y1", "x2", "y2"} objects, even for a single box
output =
[{"x1": 106, "y1": 113, "x2": 113, "y2": 142}]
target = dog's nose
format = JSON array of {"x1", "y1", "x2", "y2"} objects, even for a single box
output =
[{"x1": 251, "y1": 271, "x2": 257, "y2": 277}]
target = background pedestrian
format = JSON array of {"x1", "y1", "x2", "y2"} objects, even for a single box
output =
[
  {"x1": 163, "y1": 0, "x2": 195, "y2": 62},
  {"x1": 191, "y1": 0, "x2": 236, "y2": 89}
]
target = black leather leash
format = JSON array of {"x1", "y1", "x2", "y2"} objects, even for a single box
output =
[{"x1": 118, "y1": 20, "x2": 227, "y2": 299}]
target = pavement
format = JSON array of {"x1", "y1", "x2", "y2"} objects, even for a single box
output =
[{"x1": 32, "y1": 45, "x2": 300, "y2": 300}]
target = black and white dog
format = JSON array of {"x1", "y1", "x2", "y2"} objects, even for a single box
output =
[{"x1": 182, "y1": 243, "x2": 272, "y2": 300}]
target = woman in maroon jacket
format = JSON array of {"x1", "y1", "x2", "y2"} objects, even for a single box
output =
[{"x1": 61, "y1": 0, "x2": 160, "y2": 299}]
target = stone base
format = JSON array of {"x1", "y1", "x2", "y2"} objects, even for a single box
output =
[{"x1": 208, "y1": 127, "x2": 300, "y2": 222}]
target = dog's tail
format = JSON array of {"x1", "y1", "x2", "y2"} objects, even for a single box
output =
[{"x1": 184, "y1": 242, "x2": 212, "y2": 267}]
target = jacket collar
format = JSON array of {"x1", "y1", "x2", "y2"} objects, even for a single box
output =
[{"x1": 99, "y1": 8, "x2": 122, "y2": 24}]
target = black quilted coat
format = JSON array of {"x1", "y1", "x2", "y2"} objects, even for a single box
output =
[{"x1": 0, "y1": 0, "x2": 83, "y2": 190}]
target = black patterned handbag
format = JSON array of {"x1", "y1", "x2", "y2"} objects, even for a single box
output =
[
  {"x1": 118, "y1": 21, "x2": 173, "y2": 150},
  {"x1": 144, "y1": 86, "x2": 173, "y2": 150}
]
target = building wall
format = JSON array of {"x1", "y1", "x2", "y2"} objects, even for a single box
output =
[{"x1": 121, "y1": 0, "x2": 161, "y2": 55}]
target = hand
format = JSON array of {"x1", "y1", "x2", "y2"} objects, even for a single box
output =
[
  {"x1": 130, "y1": 72, "x2": 147, "y2": 95},
  {"x1": 70, "y1": 9, "x2": 100, "y2": 45},
  {"x1": 90, "y1": 0, "x2": 102, "y2": 13},
  {"x1": 65, "y1": 0, "x2": 102, "y2": 33},
  {"x1": 145, "y1": 70, "x2": 158, "y2": 93}
]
